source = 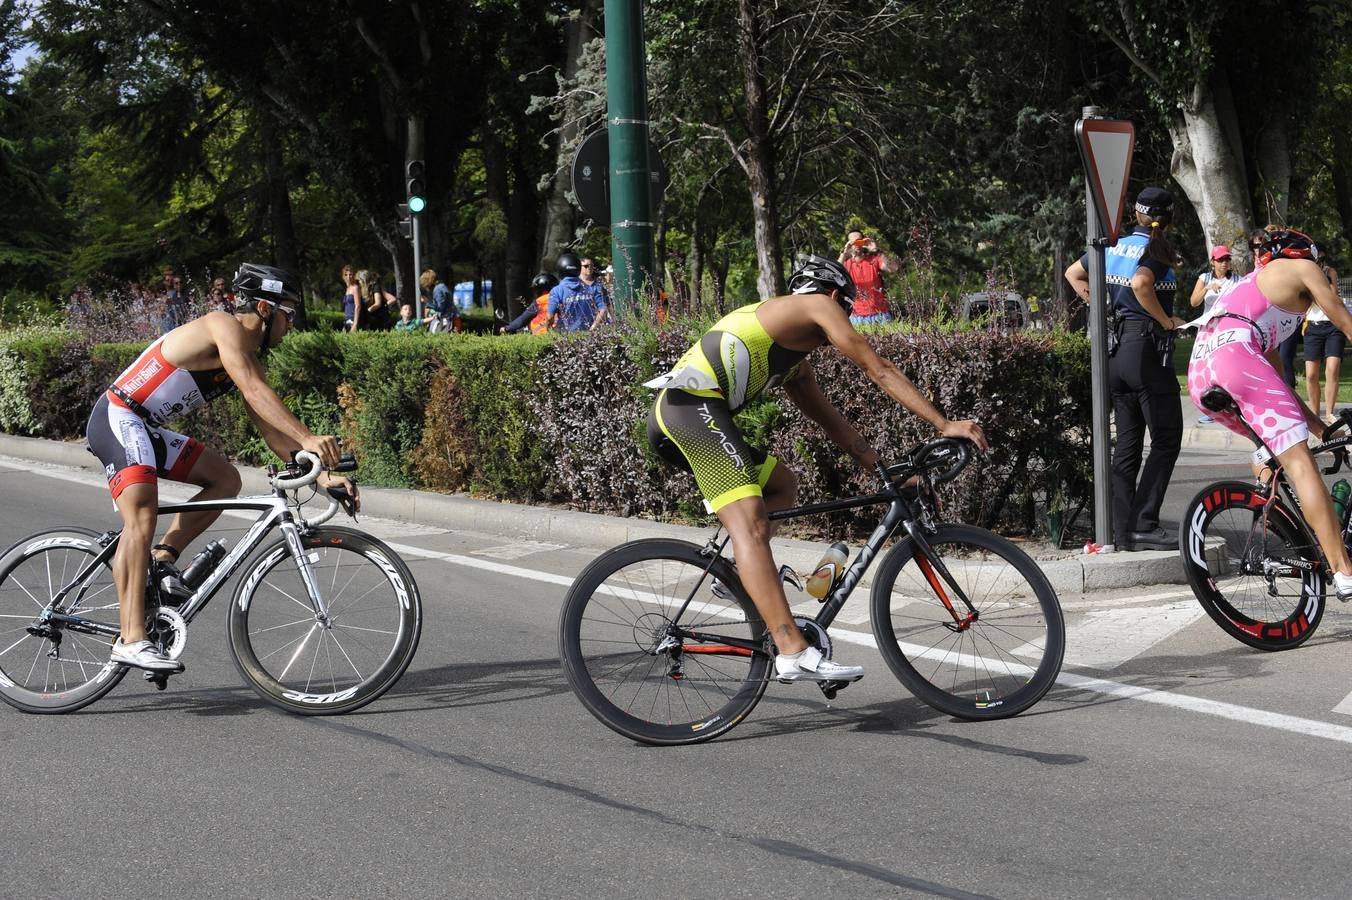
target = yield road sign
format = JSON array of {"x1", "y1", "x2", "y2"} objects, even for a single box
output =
[{"x1": 1075, "y1": 118, "x2": 1135, "y2": 244}]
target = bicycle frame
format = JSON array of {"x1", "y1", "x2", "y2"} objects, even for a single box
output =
[
  {"x1": 667, "y1": 482, "x2": 978, "y2": 657},
  {"x1": 38, "y1": 488, "x2": 336, "y2": 638}
]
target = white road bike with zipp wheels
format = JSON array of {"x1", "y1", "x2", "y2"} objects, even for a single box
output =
[{"x1": 0, "y1": 450, "x2": 422, "y2": 714}]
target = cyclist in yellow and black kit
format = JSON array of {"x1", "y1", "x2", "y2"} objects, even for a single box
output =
[{"x1": 646, "y1": 255, "x2": 988, "y2": 683}]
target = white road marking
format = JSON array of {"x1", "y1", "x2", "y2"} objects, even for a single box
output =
[
  {"x1": 472, "y1": 541, "x2": 567, "y2": 560},
  {"x1": 1062, "y1": 601, "x2": 1206, "y2": 669}
]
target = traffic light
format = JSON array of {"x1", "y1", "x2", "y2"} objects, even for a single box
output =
[
  {"x1": 405, "y1": 159, "x2": 426, "y2": 214},
  {"x1": 396, "y1": 202, "x2": 412, "y2": 241}
]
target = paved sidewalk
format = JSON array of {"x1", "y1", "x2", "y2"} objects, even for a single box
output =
[{"x1": 0, "y1": 432, "x2": 1186, "y2": 596}]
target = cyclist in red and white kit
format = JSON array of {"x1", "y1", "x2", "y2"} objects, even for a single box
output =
[
  {"x1": 1186, "y1": 230, "x2": 1352, "y2": 598},
  {"x1": 86, "y1": 263, "x2": 355, "y2": 671}
]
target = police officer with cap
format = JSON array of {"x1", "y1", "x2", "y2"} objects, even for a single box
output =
[{"x1": 1064, "y1": 185, "x2": 1185, "y2": 550}]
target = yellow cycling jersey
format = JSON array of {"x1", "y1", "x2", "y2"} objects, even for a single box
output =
[{"x1": 644, "y1": 301, "x2": 808, "y2": 411}]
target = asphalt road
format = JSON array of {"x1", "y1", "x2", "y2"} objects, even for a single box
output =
[{"x1": 3, "y1": 449, "x2": 1352, "y2": 900}]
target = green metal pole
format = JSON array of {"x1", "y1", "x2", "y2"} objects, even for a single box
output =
[{"x1": 604, "y1": 0, "x2": 655, "y2": 313}]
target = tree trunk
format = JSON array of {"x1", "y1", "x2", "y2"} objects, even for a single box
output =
[
  {"x1": 260, "y1": 115, "x2": 299, "y2": 273},
  {"x1": 1331, "y1": 128, "x2": 1352, "y2": 249},
  {"x1": 1252, "y1": 112, "x2": 1292, "y2": 225},
  {"x1": 506, "y1": 149, "x2": 535, "y2": 319},
  {"x1": 1167, "y1": 90, "x2": 1252, "y2": 267},
  {"x1": 737, "y1": 0, "x2": 783, "y2": 299},
  {"x1": 539, "y1": 0, "x2": 601, "y2": 269}
]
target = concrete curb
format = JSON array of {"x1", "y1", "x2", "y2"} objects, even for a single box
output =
[{"x1": 0, "y1": 433, "x2": 1184, "y2": 594}]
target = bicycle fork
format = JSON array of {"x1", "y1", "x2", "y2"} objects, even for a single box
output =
[
  {"x1": 279, "y1": 521, "x2": 333, "y2": 625},
  {"x1": 903, "y1": 521, "x2": 978, "y2": 632}
]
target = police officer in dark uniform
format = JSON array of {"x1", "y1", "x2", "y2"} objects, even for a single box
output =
[{"x1": 1064, "y1": 186, "x2": 1186, "y2": 550}]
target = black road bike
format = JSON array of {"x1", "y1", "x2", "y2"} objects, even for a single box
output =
[
  {"x1": 559, "y1": 438, "x2": 1066, "y2": 745},
  {"x1": 0, "y1": 451, "x2": 422, "y2": 714},
  {"x1": 1180, "y1": 386, "x2": 1352, "y2": 651}
]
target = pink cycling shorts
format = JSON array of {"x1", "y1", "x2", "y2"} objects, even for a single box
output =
[{"x1": 1187, "y1": 327, "x2": 1307, "y2": 463}]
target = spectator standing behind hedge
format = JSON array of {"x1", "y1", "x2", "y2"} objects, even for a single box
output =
[
  {"x1": 503, "y1": 273, "x2": 556, "y2": 334},
  {"x1": 208, "y1": 277, "x2": 232, "y2": 312},
  {"x1": 1305, "y1": 245, "x2": 1346, "y2": 422},
  {"x1": 340, "y1": 264, "x2": 360, "y2": 331},
  {"x1": 421, "y1": 268, "x2": 460, "y2": 333},
  {"x1": 837, "y1": 230, "x2": 900, "y2": 326},
  {"x1": 394, "y1": 301, "x2": 433, "y2": 332},
  {"x1": 547, "y1": 252, "x2": 608, "y2": 332},
  {"x1": 356, "y1": 269, "x2": 395, "y2": 331},
  {"x1": 160, "y1": 267, "x2": 188, "y2": 334}
]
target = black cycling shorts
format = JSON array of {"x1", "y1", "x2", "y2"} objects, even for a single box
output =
[{"x1": 646, "y1": 388, "x2": 777, "y2": 512}]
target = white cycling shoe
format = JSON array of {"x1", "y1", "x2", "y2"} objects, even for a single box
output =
[
  {"x1": 774, "y1": 645, "x2": 863, "y2": 683},
  {"x1": 110, "y1": 639, "x2": 184, "y2": 673},
  {"x1": 1334, "y1": 571, "x2": 1352, "y2": 603}
]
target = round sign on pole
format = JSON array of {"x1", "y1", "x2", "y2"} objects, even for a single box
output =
[{"x1": 570, "y1": 129, "x2": 668, "y2": 226}]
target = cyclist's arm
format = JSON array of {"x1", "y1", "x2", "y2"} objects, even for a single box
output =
[
  {"x1": 782, "y1": 361, "x2": 878, "y2": 467},
  {"x1": 810, "y1": 296, "x2": 989, "y2": 451},
  {"x1": 208, "y1": 314, "x2": 340, "y2": 466}
]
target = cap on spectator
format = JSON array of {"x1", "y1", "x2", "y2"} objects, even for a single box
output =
[
  {"x1": 1134, "y1": 186, "x2": 1174, "y2": 215},
  {"x1": 1210, "y1": 245, "x2": 1231, "y2": 260},
  {"x1": 603, "y1": 265, "x2": 613, "y2": 274}
]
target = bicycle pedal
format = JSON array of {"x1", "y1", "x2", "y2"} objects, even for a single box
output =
[
  {"x1": 143, "y1": 671, "x2": 172, "y2": 690},
  {"x1": 817, "y1": 679, "x2": 848, "y2": 700}
]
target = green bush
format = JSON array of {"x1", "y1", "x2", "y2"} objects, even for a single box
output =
[{"x1": 0, "y1": 323, "x2": 1092, "y2": 536}]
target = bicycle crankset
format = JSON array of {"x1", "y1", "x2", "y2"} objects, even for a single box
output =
[
  {"x1": 791, "y1": 616, "x2": 850, "y2": 700},
  {"x1": 140, "y1": 607, "x2": 188, "y2": 689}
]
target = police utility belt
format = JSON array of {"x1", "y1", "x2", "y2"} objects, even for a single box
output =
[
  {"x1": 1108, "y1": 312, "x2": 1175, "y2": 366},
  {"x1": 108, "y1": 385, "x2": 168, "y2": 429}
]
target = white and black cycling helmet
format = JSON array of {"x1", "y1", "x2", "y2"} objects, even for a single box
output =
[
  {"x1": 232, "y1": 262, "x2": 302, "y2": 307},
  {"x1": 788, "y1": 254, "x2": 856, "y2": 313}
]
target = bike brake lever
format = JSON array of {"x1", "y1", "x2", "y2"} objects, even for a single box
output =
[
  {"x1": 327, "y1": 485, "x2": 359, "y2": 519},
  {"x1": 1322, "y1": 447, "x2": 1348, "y2": 477}
]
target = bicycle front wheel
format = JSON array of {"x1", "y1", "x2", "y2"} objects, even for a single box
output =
[
  {"x1": 227, "y1": 527, "x2": 422, "y2": 715},
  {"x1": 1180, "y1": 481, "x2": 1323, "y2": 651},
  {"x1": 0, "y1": 528, "x2": 127, "y2": 713},
  {"x1": 870, "y1": 524, "x2": 1064, "y2": 719},
  {"x1": 559, "y1": 539, "x2": 770, "y2": 745}
]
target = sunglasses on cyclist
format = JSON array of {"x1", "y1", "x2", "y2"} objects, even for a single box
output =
[{"x1": 264, "y1": 301, "x2": 298, "y2": 323}]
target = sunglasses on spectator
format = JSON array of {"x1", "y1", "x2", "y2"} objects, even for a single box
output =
[
  {"x1": 581, "y1": 263, "x2": 594, "y2": 269},
  {"x1": 1216, "y1": 256, "x2": 1231, "y2": 262}
]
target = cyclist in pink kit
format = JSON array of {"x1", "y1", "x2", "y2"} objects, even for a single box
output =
[{"x1": 1187, "y1": 229, "x2": 1352, "y2": 599}]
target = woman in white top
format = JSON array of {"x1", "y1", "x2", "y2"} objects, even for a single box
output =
[
  {"x1": 1303, "y1": 246, "x2": 1346, "y2": 421},
  {"x1": 1189, "y1": 245, "x2": 1240, "y2": 423}
]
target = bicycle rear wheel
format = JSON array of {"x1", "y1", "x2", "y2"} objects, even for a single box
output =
[
  {"x1": 227, "y1": 527, "x2": 422, "y2": 715},
  {"x1": 1180, "y1": 481, "x2": 1323, "y2": 651},
  {"x1": 870, "y1": 524, "x2": 1064, "y2": 719},
  {"x1": 559, "y1": 539, "x2": 770, "y2": 745},
  {"x1": 0, "y1": 528, "x2": 126, "y2": 713}
]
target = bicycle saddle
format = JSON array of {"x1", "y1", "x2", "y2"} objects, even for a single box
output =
[{"x1": 1199, "y1": 387, "x2": 1237, "y2": 414}]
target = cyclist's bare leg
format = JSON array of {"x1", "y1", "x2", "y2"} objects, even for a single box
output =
[
  {"x1": 717, "y1": 492, "x2": 809, "y2": 655},
  {"x1": 759, "y1": 463, "x2": 799, "y2": 536},
  {"x1": 1276, "y1": 442, "x2": 1352, "y2": 575},
  {"x1": 112, "y1": 482, "x2": 158, "y2": 642},
  {"x1": 153, "y1": 448, "x2": 242, "y2": 561}
]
